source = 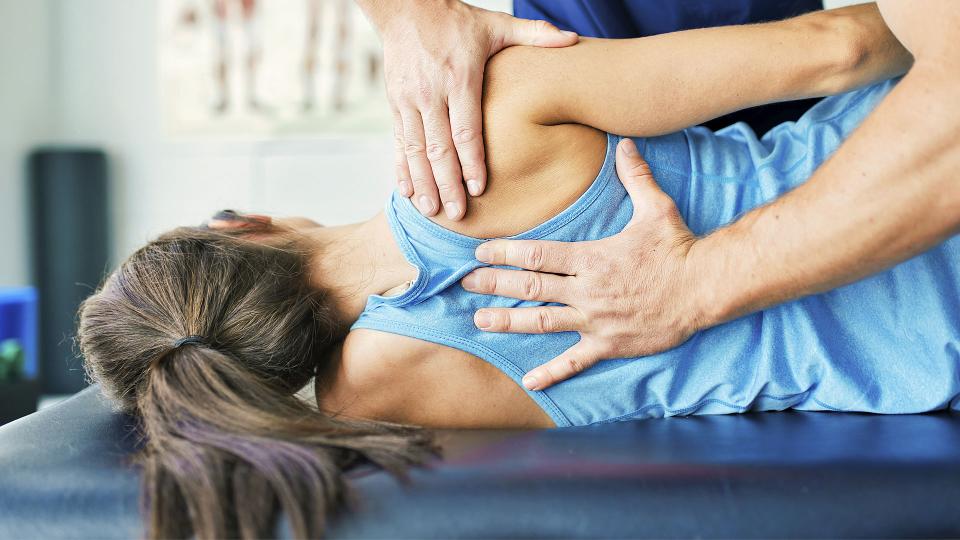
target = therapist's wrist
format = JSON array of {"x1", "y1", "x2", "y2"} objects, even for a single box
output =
[
  {"x1": 684, "y1": 232, "x2": 758, "y2": 332},
  {"x1": 796, "y1": 4, "x2": 913, "y2": 97},
  {"x1": 358, "y1": 0, "x2": 448, "y2": 38}
]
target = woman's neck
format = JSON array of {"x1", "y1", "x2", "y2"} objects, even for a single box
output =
[{"x1": 305, "y1": 212, "x2": 418, "y2": 324}]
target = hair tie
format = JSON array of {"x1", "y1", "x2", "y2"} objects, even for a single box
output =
[{"x1": 172, "y1": 335, "x2": 206, "y2": 349}]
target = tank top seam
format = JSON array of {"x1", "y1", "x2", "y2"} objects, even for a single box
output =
[
  {"x1": 593, "y1": 389, "x2": 822, "y2": 424},
  {"x1": 367, "y1": 197, "x2": 432, "y2": 308},
  {"x1": 352, "y1": 315, "x2": 573, "y2": 427}
]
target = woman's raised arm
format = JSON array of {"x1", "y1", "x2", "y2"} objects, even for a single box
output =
[{"x1": 484, "y1": 3, "x2": 912, "y2": 137}]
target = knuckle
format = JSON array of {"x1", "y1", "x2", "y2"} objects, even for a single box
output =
[
  {"x1": 532, "y1": 19, "x2": 552, "y2": 36},
  {"x1": 447, "y1": 65, "x2": 468, "y2": 88},
  {"x1": 540, "y1": 364, "x2": 559, "y2": 385},
  {"x1": 439, "y1": 56, "x2": 458, "y2": 77},
  {"x1": 437, "y1": 181, "x2": 461, "y2": 197},
  {"x1": 535, "y1": 310, "x2": 554, "y2": 333},
  {"x1": 452, "y1": 125, "x2": 480, "y2": 145},
  {"x1": 409, "y1": 173, "x2": 432, "y2": 188},
  {"x1": 650, "y1": 196, "x2": 676, "y2": 219},
  {"x1": 491, "y1": 310, "x2": 510, "y2": 331},
  {"x1": 522, "y1": 273, "x2": 543, "y2": 299},
  {"x1": 566, "y1": 356, "x2": 585, "y2": 375},
  {"x1": 524, "y1": 244, "x2": 545, "y2": 271},
  {"x1": 415, "y1": 83, "x2": 434, "y2": 105},
  {"x1": 486, "y1": 271, "x2": 502, "y2": 294},
  {"x1": 460, "y1": 162, "x2": 482, "y2": 182},
  {"x1": 425, "y1": 142, "x2": 451, "y2": 162},
  {"x1": 477, "y1": 270, "x2": 497, "y2": 293},
  {"x1": 404, "y1": 141, "x2": 427, "y2": 159},
  {"x1": 627, "y1": 159, "x2": 653, "y2": 178}
]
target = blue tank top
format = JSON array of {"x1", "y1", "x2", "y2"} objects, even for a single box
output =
[{"x1": 353, "y1": 79, "x2": 960, "y2": 427}]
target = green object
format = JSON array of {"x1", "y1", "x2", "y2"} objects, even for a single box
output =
[{"x1": 0, "y1": 339, "x2": 25, "y2": 381}]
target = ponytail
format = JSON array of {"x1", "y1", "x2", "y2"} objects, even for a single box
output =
[
  {"x1": 139, "y1": 344, "x2": 435, "y2": 539},
  {"x1": 77, "y1": 227, "x2": 437, "y2": 540}
]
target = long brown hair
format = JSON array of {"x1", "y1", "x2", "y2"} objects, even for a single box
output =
[{"x1": 78, "y1": 226, "x2": 435, "y2": 539}]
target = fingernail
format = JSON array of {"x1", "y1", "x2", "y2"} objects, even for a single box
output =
[
  {"x1": 475, "y1": 244, "x2": 492, "y2": 263},
  {"x1": 398, "y1": 181, "x2": 413, "y2": 197},
  {"x1": 444, "y1": 201, "x2": 461, "y2": 220},
  {"x1": 522, "y1": 374, "x2": 541, "y2": 391},
  {"x1": 461, "y1": 273, "x2": 478, "y2": 290},
  {"x1": 475, "y1": 310, "x2": 492, "y2": 329},
  {"x1": 417, "y1": 195, "x2": 436, "y2": 215},
  {"x1": 466, "y1": 179, "x2": 482, "y2": 196},
  {"x1": 620, "y1": 138, "x2": 637, "y2": 156},
  {"x1": 561, "y1": 30, "x2": 578, "y2": 38}
]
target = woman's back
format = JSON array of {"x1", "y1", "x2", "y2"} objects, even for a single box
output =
[{"x1": 338, "y1": 79, "x2": 960, "y2": 428}]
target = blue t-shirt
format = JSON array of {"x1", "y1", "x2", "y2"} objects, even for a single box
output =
[
  {"x1": 513, "y1": 0, "x2": 824, "y2": 135},
  {"x1": 353, "y1": 79, "x2": 960, "y2": 427}
]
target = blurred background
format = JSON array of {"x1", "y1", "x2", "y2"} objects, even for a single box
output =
[
  {"x1": 0, "y1": 0, "x2": 857, "y2": 424},
  {"x1": 0, "y1": 0, "x2": 507, "y2": 424}
]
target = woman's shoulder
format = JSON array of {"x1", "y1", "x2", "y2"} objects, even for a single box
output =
[{"x1": 422, "y1": 48, "x2": 608, "y2": 239}]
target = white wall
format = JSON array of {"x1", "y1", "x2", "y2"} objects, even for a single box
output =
[
  {"x1": 0, "y1": 0, "x2": 54, "y2": 286},
  {"x1": 10, "y1": 0, "x2": 856, "y2": 278},
  {"x1": 2, "y1": 0, "x2": 510, "y2": 285},
  {"x1": 52, "y1": 0, "x2": 397, "y2": 269}
]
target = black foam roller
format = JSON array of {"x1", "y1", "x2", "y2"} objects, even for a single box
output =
[{"x1": 29, "y1": 148, "x2": 110, "y2": 394}]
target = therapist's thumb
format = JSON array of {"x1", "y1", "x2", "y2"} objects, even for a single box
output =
[
  {"x1": 500, "y1": 16, "x2": 579, "y2": 48},
  {"x1": 616, "y1": 138, "x2": 677, "y2": 224}
]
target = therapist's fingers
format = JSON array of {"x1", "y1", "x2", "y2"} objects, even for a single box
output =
[
  {"x1": 400, "y1": 107, "x2": 441, "y2": 216},
  {"x1": 498, "y1": 13, "x2": 579, "y2": 48},
  {"x1": 207, "y1": 211, "x2": 272, "y2": 230},
  {"x1": 422, "y1": 105, "x2": 467, "y2": 220},
  {"x1": 448, "y1": 80, "x2": 487, "y2": 198},
  {"x1": 522, "y1": 340, "x2": 601, "y2": 391},
  {"x1": 473, "y1": 305, "x2": 582, "y2": 334},
  {"x1": 392, "y1": 108, "x2": 413, "y2": 197},
  {"x1": 474, "y1": 239, "x2": 585, "y2": 275},
  {"x1": 462, "y1": 267, "x2": 571, "y2": 303}
]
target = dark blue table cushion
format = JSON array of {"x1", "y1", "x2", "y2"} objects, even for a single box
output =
[{"x1": 2, "y1": 385, "x2": 958, "y2": 539}]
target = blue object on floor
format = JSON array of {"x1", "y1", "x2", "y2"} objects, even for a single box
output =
[
  {"x1": 0, "y1": 287, "x2": 38, "y2": 379},
  {"x1": 1, "y1": 385, "x2": 958, "y2": 538}
]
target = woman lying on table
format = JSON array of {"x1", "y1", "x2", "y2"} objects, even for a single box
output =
[{"x1": 78, "y1": 5, "x2": 930, "y2": 540}]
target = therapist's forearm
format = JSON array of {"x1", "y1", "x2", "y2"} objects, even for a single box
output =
[
  {"x1": 691, "y1": 61, "x2": 960, "y2": 327},
  {"x1": 753, "y1": 3, "x2": 912, "y2": 98},
  {"x1": 521, "y1": 3, "x2": 912, "y2": 137}
]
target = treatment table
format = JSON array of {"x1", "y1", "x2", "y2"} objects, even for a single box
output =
[{"x1": 1, "y1": 385, "x2": 958, "y2": 538}]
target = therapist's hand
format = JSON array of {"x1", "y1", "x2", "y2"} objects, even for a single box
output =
[
  {"x1": 358, "y1": 0, "x2": 578, "y2": 220},
  {"x1": 461, "y1": 139, "x2": 708, "y2": 390}
]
